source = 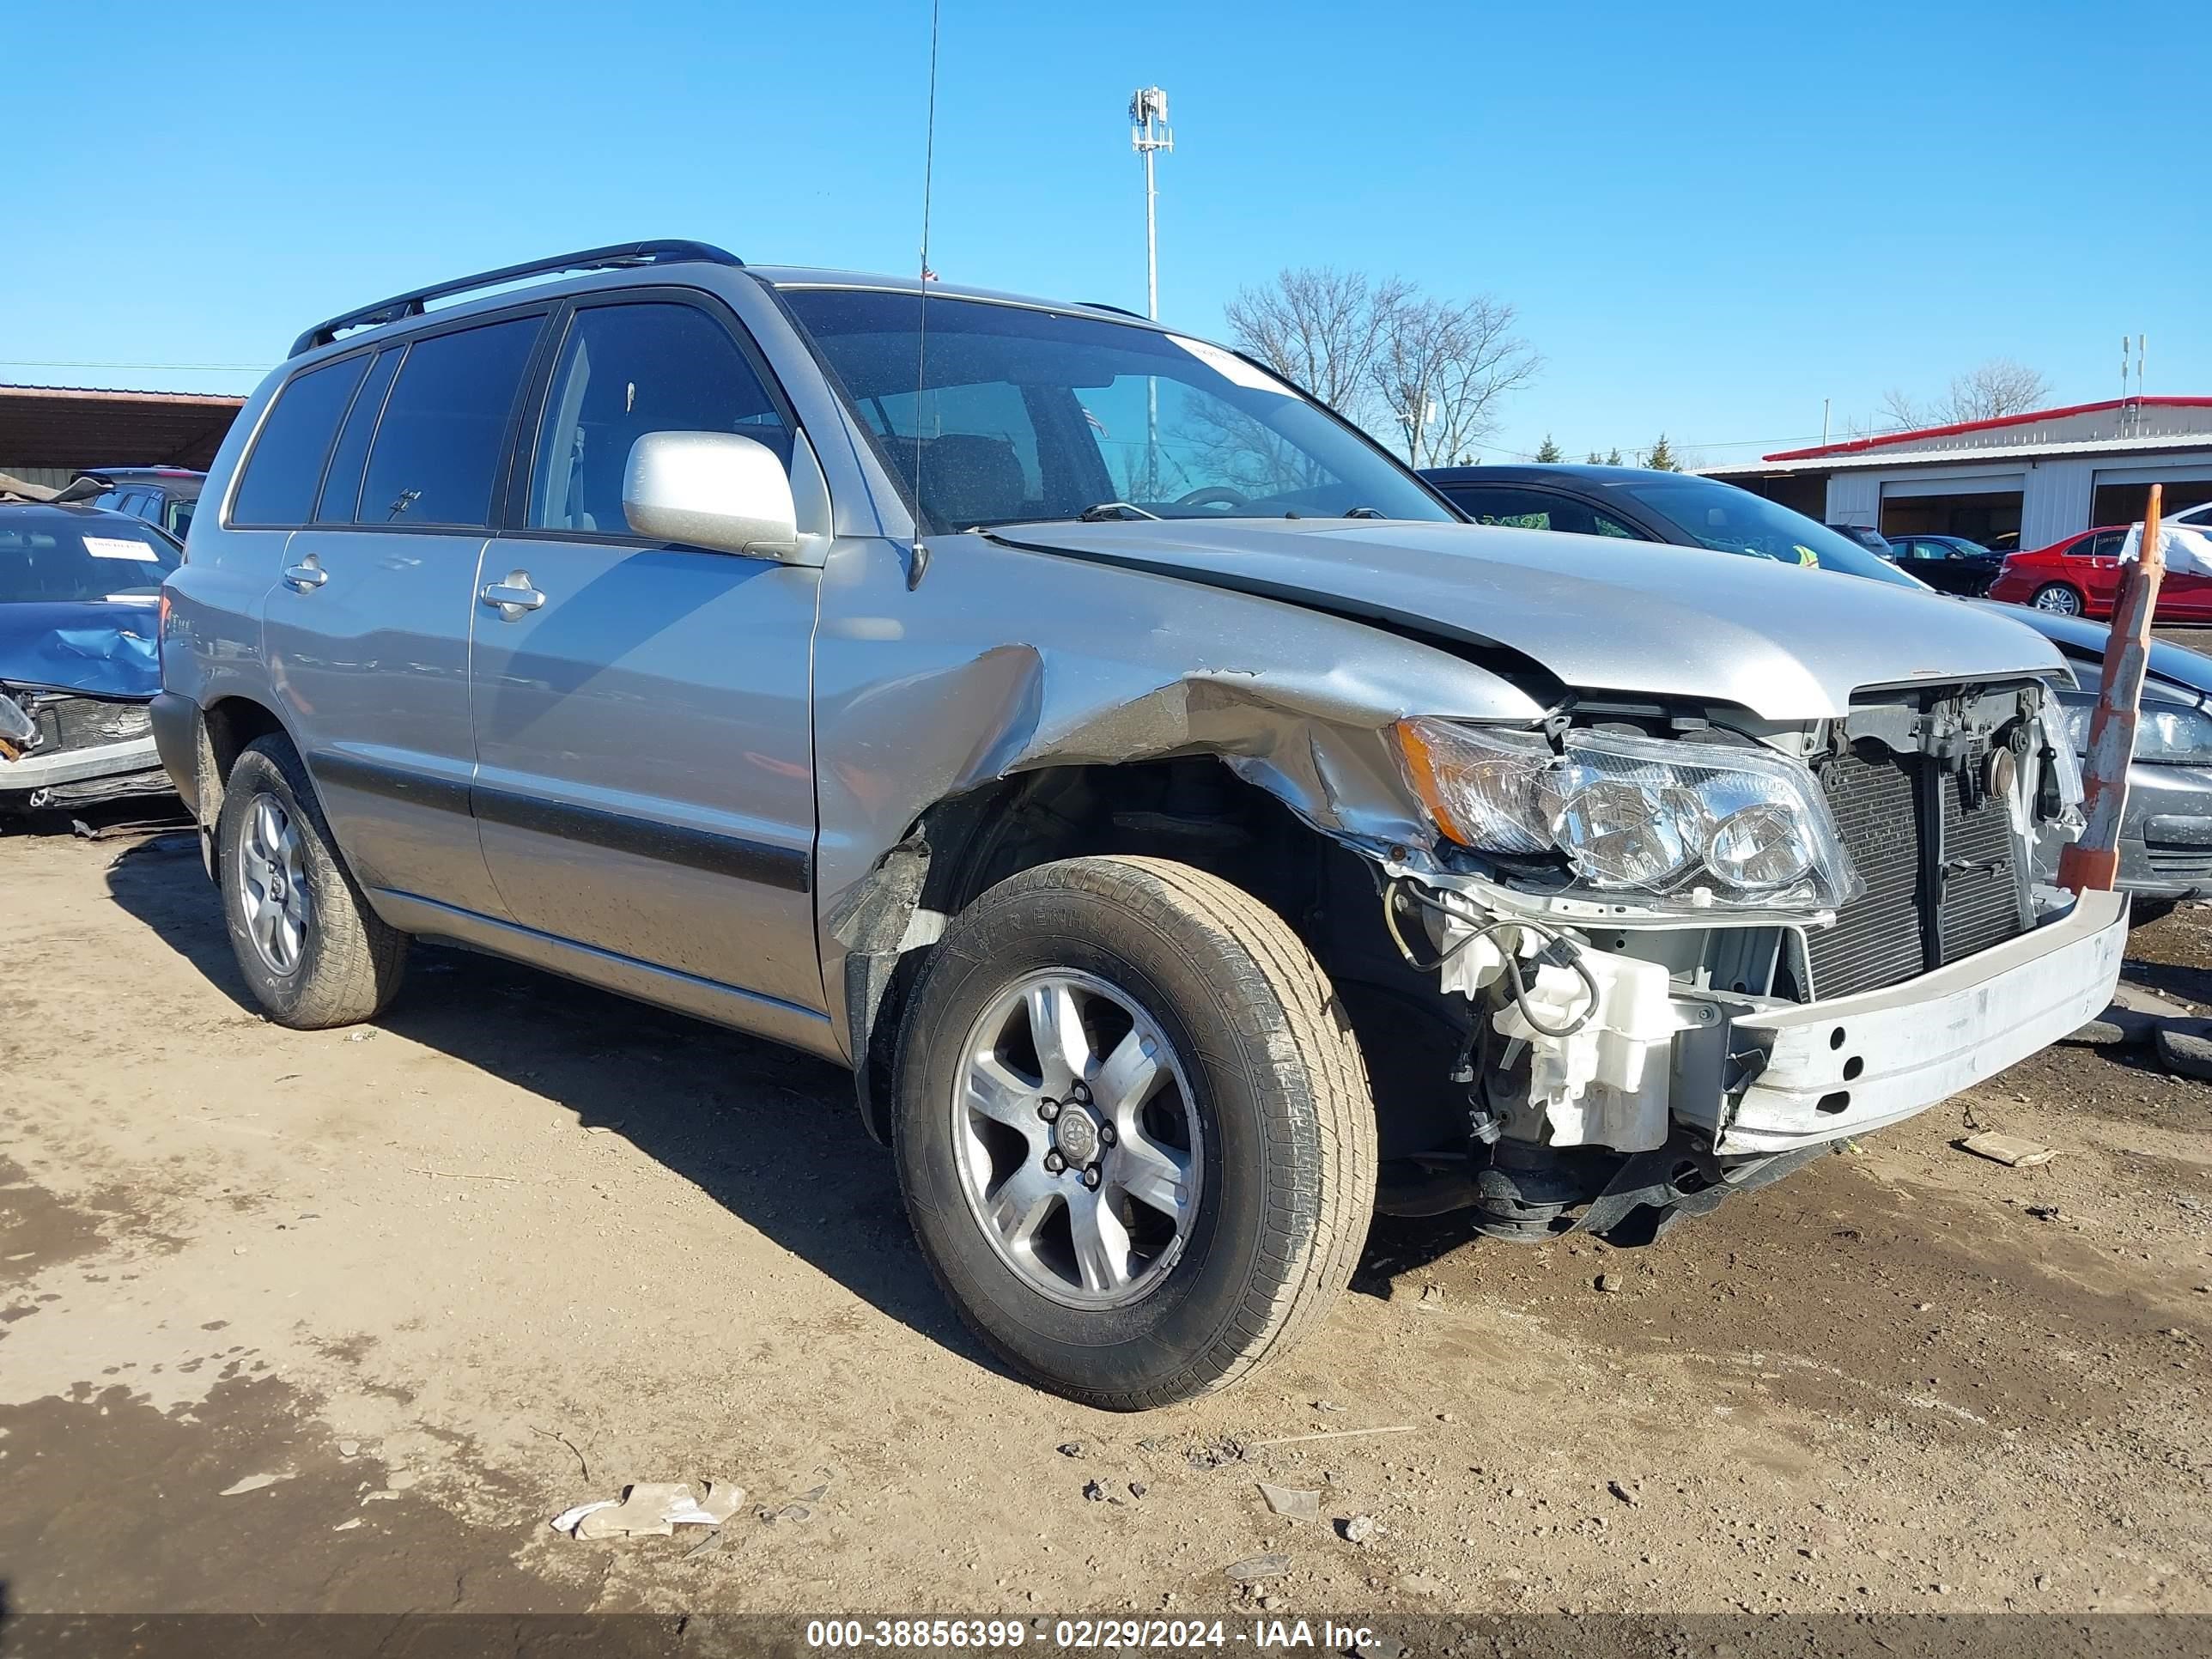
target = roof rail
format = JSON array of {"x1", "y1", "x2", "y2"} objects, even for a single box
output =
[
  {"x1": 1079, "y1": 300, "x2": 1151, "y2": 321},
  {"x1": 288, "y1": 240, "x2": 743, "y2": 359}
]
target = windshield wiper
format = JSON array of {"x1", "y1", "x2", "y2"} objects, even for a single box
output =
[
  {"x1": 1076, "y1": 501, "x2": 1162, "y2": 522},
  {"x1": 1343, "y1": 505, "x2": 1385, "y2": 520}
]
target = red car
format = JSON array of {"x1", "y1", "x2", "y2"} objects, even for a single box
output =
[{"x1": 1986, "y1": 524, "x2": 2212, "y2": 620}]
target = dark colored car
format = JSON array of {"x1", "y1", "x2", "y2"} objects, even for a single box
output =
[
  {"x1": 57, "y1": 467, "x2": 205, "y2": 544},
  {"x1": 1419, "y1": 464, "x2": 2210, "y2": 915},
  {"x1": 1421, "y1": 464, "x2": 1914, "y2": 584},
  {"x1": 1880, "y1": 532, "x2": 2005, "y2": 597},
  {"x1": 1826, "y1": 523, "x2": 1894, "y2": 556},
  {"x1": 1982, "y1": 603, "x2": 2212, "y2": 919},
  {"x1": 0, "y1": 502, "x2": 179, "y2": 811}
]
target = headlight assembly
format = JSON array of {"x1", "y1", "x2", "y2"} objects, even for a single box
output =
[
  {"x1": 1393, "y1": 719, "x2": 1863, "y2": 914},
  {"x1": 2058, "y1": 691, "x2": 2212, "y2": 765}
]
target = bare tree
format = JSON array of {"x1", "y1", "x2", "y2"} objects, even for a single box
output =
[
  {"x1": 1223, "y1": 267, "x2": 1411, "y2": 424},
  {"x1": 1881, "y1": 358, "x2": 2052, "y2": 430},
  {"x1": 1372, "y1": 295, "x2": 1540, "y2": 468}
]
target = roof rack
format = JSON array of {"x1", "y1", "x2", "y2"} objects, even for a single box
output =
[
  {"x1": 1079, "y1": 300, "x2": 1151, "y2": 321},
  {"x1": 288, "y1": 240, "x2": 743, "y2": 359}
]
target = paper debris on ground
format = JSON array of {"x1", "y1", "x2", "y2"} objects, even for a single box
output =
[
  {"x1": 1224, "y1": 1553, "x2": 1292, "y2": 1582},
  {"x1": 1960, "y1": 1133, "x2": 2061, "y2": 1168},
  {"x1": 552, "y1": 1480, "x2": 747, "y2": 1539},
  {"x1": 217, "y1": 1473, "x2": 284, "y2": 1496},
  {"x1": 1257, "y1": 1481, "x2": 1322, "y2": 1522}
]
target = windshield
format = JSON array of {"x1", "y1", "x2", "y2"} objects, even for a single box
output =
[
  {"x1": 0, "y1": 512, "x2": 180, "y2": 604},
  {"x1": 780, "y1": 289, "x2": 1453, "y2": 532},
  {"x1": 1609, "y1": 475, "x2": 1924, "y2": 589}
]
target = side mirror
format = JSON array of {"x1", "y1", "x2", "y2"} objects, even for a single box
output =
[{"x1": 623, "y1": 430, "x2": 799, "y2": 561}]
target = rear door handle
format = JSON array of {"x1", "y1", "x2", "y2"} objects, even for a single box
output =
[
  {"x1": 479, "y1": 571, "x2": 545, "y2": 618},
  {"x1": 282, "y1": 560, "x2": 327, "y2": 592}
]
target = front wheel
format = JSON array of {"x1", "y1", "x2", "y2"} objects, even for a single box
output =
[
  {"x1": 2033, "y1": 582, "x2": 2085, "y2": 617},
  {"x1": 892, "y1": 856, "x2": 1376, "y2": 1409}
]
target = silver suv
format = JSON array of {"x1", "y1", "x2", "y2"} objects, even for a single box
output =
[{"x1": 156, "y1": 240, "x2": 2125, "y2": 1408}]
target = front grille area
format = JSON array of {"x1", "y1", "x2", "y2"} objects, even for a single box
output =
[
  {"x1": 2145, "y1": 840, "x2": 2212, "y2": 880},
  {"x1": 1802, "y1": 740, "x2": 2029, "y2": 1000},
  {"x1": 31, "y1": 695, "x2": 152, "y2": 755}
]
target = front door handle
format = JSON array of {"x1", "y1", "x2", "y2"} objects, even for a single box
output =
[
  {"x1": 282, "y1": 559, "x2": 328, "y2": 592},
  {"x1": 479, "y1": 570, "x2": 545, "y2": 619}
]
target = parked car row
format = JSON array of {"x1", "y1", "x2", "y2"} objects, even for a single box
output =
[
  {"x1": 54, "y1": 466, "x2": 205, "y2": 544},
  {"x1": 137, "y1": 239, "x2": 2137, "y2": 1407}
]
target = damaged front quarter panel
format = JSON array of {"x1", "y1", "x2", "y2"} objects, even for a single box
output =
[{"x1": 811, "y1": 528, "x2": 1547, "y2": 1109}]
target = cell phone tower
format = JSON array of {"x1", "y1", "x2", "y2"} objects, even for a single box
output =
[{"x1": 1129, "y1": 88, "x2": 1173, "y2": 320}]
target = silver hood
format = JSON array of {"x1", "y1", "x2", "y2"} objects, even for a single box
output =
[{"x1": 983, "y1": 518, "x2": 2067, "y2": 721}]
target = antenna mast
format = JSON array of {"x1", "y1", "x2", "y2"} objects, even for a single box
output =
[{"x1": 1129, "y1": 88, "x2": 1173, "y2": 320}]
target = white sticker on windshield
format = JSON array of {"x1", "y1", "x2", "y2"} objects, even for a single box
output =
[
  {"x1": 83, "y1": 536, "x2": 159, "y2": 562},
  {"x1": 1167, "y1": 336, "x2": 1296, "y2": 398}
]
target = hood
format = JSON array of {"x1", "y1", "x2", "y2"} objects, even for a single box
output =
[
  {"x1": 0, "y1": 599, "x2": 162, "y2": 699},
  {"x1": 985, "y1": 519, "x2": 2066, "y2": 721}
]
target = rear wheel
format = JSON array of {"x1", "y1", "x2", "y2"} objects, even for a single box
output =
[
  {"x1": 216, "y1": 736, "x2": 408, "y2": 1028},
  {"x1": 892, "y1": 855, "x2": 1376, "y2": 1409},
  {"x1": 2032, "y1": 582, "x2": 2085, "y2": 617}
]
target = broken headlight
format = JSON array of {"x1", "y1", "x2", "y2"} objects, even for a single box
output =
[
  {"x1": 0, "y1": 691, "x2": 36, "y2": 759},
  {"x1": 1394, "y1": 719, "x2": 1863, "y2": 913}
]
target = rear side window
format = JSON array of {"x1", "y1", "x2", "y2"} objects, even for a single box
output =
[
  {"x1": 231, "y1": 355, "x2": 372, "y2": 527},
  {"x1": 316, "y1": 348, "x2": 402, "y2": 523},
  {"x1": 359, "y1": 317, "x2": 541, "y2": 527}
]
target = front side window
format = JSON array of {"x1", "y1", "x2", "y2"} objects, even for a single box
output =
[
  {"x1": 0, "y1": 511, "x2": 180, "y2": 603},
  {"x1": 231, "y1": 355, "x2": 372, "y2": 526},
  {"x1": 528, "y1": 301, "x2": 790, "y2": 535},
  {"x1": 359, "y1": 317, "x2": 541, "y2": 527},
  {"x1": 780, "y1": 288, "x2": 1450, "y2": 531}
]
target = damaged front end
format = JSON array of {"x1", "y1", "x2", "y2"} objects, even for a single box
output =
[
  {"x1": 0, "y1": 680, "x2": 170, "y2": 810},
  {"x1": 1370, "y1": 678, "x2": 2125, "y2": 1244}
]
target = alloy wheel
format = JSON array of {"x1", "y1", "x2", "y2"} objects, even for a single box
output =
[
  {"x1": 237, "y1": 791, "x2": 312, "y2": 975},
  {"x1": 951, "y1": 969, "x2": 1202, "y2": 1310}
]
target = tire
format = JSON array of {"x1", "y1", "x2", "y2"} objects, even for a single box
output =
[
  {"x1": 2032, "y1": 583, "x2": 2085, "y2": 617},
  {"x1": 216, "y1": 735, "x2": 407, "y2": 1028},
  {"x1": 892, "y1": 855, "x2": 1376, "y2": 1409}
]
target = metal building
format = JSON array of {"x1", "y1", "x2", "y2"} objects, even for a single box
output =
[
  {"x1": 1706, "y1": 397, "x2": 2212, "y2": 550},
  {"x1": 0, "y1": 383, "x2": 246, "y2": 495}
]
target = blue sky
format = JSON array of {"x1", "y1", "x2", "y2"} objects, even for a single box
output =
[{"x1": 6, "y1": 0, "x2": 2203, "y2": 465}]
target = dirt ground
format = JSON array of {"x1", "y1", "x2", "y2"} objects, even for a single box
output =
[{"x1": 2, "y1": 817, "x2": 2208, "y2": 1621}]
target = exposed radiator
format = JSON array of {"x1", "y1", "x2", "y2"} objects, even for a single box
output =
[{"x1": 1802, "y1": 741, "x2": 2028, "y2": 1000}]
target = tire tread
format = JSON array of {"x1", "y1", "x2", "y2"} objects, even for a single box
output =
[{"x1": 898, "y1": 854, "x2": 1376, "y2": 1410}]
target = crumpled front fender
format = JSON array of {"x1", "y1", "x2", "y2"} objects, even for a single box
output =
[{"x1": 811, "y1": 531, "x2": 1546, "y2": 1065}]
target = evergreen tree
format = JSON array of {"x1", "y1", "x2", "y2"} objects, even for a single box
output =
[
  {"x1": 1534, "y1": 434, "x2": 1563, "y2": 463},
  {"x1": 1645, "y1": 434, "x2": 1679, "y2": 471},
  {"x1": 1604, "y1": 447, "x2": 1623, "y2": 465},
  {"x1": 1586, "y1": 451, "x2": 1604, "y2": 465}
]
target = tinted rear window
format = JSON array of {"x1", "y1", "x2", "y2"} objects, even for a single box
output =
[
  {"x1": 358, "y1": 318, "x2": 541, "y2": 527},
  {"x1": 316, "y1": 347, "x2": 402, "y2": 524},
  {"x1": 230, "y1": 355, "x2": 372, "y2": 526}
]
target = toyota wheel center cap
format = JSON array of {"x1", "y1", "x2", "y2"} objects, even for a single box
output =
[{"x1": 1053, "y1": 1107, "x2": 1100, "y2": 1166}]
